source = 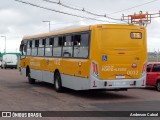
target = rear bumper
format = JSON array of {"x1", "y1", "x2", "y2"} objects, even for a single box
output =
[
  {"x1": 90, "y1": 74, "x2": 146, "y2": 89},
  {"x1": 5, "y1": 65, "x2": 17, "y2": 68}
]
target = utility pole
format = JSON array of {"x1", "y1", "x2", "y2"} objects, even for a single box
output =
[
  {"x1": 1, "y1": 36, "x2": 6, "y2": 53},
  {"x1": 43, "y1": 21, "x2": 51, "y2": 32},
  {"x1": 121, "y1": 11, "x2": 160, "y2": 26}
]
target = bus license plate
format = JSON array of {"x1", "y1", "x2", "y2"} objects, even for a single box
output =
[{"x1": 114, "y1": 81, "x2": 126, "y2": 86}]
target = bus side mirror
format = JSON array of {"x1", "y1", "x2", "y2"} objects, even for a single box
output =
[{"x1": 19, "y1": 44, "x2": 23, "y2": 52}]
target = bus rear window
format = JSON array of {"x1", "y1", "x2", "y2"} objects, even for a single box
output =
[{"x1": 101, "y1": 29, "x2": 143, "y2": 48}]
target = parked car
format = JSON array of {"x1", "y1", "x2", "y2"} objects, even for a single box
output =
[
  {"x1": 0, "y1": 56, "x2": 2, "y2": 67},
  {"x1": 1, "y1": 54, "x2": 18, "y2": 69},
  {"x1": 0, "y1": 60, "x2": 2, "y2": 67},
  {"x1": 146, "y1": 62, "x2": 160, "y2": 91}
]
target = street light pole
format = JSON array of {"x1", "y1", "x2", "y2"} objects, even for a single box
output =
[
  {"x1": 1, "y1": 36, "x2": 6, "y2": 53},
  {"x1": 42, "y1": 21, "x2": 51, "y2": 32}
]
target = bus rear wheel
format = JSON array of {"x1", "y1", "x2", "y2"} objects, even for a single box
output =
[
  {"x1": 156, "y1": 81, "x2": 160, "y2": 92},
  {"x1": 54, "y1": 72, "x2": 63, "y2": 92},
  {"x1": 28, "y1": 73, "x2": 35, "y2": 84}
]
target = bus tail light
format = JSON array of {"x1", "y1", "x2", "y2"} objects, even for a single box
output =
[
  {"x1": 142, "y1": 63, "x2": 147, "y2": 73},
  {"x1": 92, "y1": 62, "x2": 99, "y2": 77},
  {"x1": 141, "y1": 62, "x2": 147, "y2": 77}
]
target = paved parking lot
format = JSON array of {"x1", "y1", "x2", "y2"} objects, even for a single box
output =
[{"x1": 0, "y1": 69, "x2": 160, "y2": 119}]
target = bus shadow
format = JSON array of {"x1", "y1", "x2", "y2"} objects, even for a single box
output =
[
  {"x1": 32, "y1": 81, "x2": 136, "y2": 100},
  {"x1": 27, "y1": 81, "x2": 54, "y2": 89},
  {"x1": 143, "y1": 86, "x2": 157, "y2": 91},
  {"x1": 64, "y1": 89, "x2": 136, "y2": 100}
]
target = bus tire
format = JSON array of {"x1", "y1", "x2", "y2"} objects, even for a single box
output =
[
  {"x1": 54, "y1": 72, "x2": 63, "y2": 92},
  {"x1": 28, "y1": 73, "x2": 35, "y2": 84},
  {"x1": 156, "y1": 81, "x2": 160, "y2": 92}
]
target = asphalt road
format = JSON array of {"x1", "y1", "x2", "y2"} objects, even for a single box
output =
[{"x1": 0, "y1": 69, "x2": 160, "y2": 120}]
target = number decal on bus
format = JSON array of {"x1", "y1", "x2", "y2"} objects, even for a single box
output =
[
  {"x1": 127, "y1": 70, "x2": 138, "y2": 75},
  {"x1": 54, "y1": 59, "x2": 61, "y2": 65},
  {"x1": 102, "y1": 66, "x2": 127, "y2": 72}
]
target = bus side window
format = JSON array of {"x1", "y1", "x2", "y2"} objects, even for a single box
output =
[
  {"x1": 45, "y1": 38, "x2": 52, "y2": 56},
  {"x1": 49, "y1": 38, "x2": 54, "y2": 46},
  {"x1": 38, "y1": 39, "x2": 45, "y2": 56},
  {"x1": 62, "y1": 35, "x2": 73, "y2": 57},
  {"x1": 53, "y1": 37, "x2": 62, "y2": 57},
  {"x1": 35, "y1": 40, "x2": 39, "y2": 47},
  {"x1": 20, "y1": 40, "x2": 27, "y2": 57},
  {"x1": 73, "y1": 33, "x2": 89, "y2": 58},
  {"x1": 42, "y1": 39, "x2": 46, "y2": 46},
  {"x1": 31, "y1": 40, "x2": 38, "y2": 56},
  {"x1": 27, "y1": 41, "x2": 32, "y2": 56},
  {"x1": 73, "y1": 35, "x2": 80, "y2": 46}
]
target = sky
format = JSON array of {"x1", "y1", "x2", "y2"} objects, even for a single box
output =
[{"x1": 0, "y1": 0, "x2": 160, "y2": 53}]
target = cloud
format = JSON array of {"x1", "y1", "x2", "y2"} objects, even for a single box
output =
[
  {"x1": 146, "y1": 18, "x2": 160, "y2": 51},
  {"x1": 0, "y1": 0, "x2": 160, "y2": 52}
]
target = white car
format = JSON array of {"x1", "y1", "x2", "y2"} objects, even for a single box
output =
[
  {"x1": 1, "y1": 54, "x2": 18, "y2": 69},
  {"x1": 0, "y1": 60, "x2": 2, "y2": 67}
]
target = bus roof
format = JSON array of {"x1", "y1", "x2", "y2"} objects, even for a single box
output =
[
  {"x1": 23, "y1": 26, "x2": 91, "y2": 40},
  {"x1": 22, "y1": 24, "x2": 142, "y2": 40}
]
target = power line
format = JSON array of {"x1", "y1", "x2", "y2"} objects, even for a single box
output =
[
  {"x1": 43, "y1": 0, "x2": 122, "y2": 21},
  {"x1": 43, "y1": 0, "x2": 103, "y2": 15},
  {"x1": 15, "y1": 0, "x2": 116, "y2": 23},
  {"x1": 107, "y1": 0, "x2": 159, "y2": 15},
  {"x1": 48, "y1": 0, "x2": 82, "y2": 11}
]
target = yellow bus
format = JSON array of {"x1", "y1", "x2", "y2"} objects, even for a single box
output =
[{"x1": 19, "y1": 24, "x2": 147, "y2": 92}]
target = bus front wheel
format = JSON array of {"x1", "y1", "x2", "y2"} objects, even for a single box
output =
[
  {"x1": 54, "y1": 72, "x2": 63, "y2": 92},
  {"x1": 28, "y1": 73, "x2": 35, "y2": 84}
]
